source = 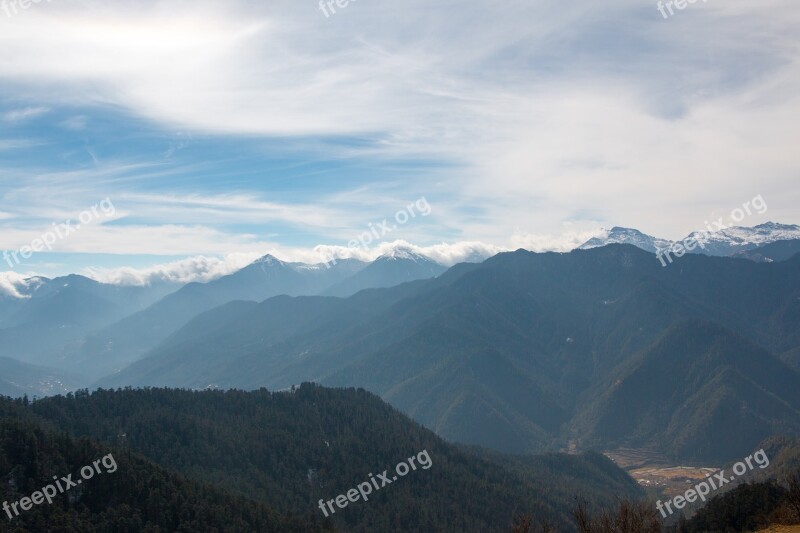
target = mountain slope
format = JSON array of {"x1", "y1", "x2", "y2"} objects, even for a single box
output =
[
  {"x1": 733, "y1": 239, "x2": 800, "y2": 263},
  {"x1": 322, "y1": 247, "x2": 446, "y2": 297},
  {"x1": 98, "y1": 245, "x2": 800, "y2": 462},
  {"x1": 66, "y1": 256, "x2": 366, "y2": 380},
  {"x1": 571, "y1": 320, "x2": 800, "y2": 462},
  {"x1": 0, "y1": 396, "x2": 322, "y2": 532},
  {"x1": 28, "y1": 385, "x2": 644, "y2": 532},
  {"x1": 0, "y1": 275, "x2": 179, "y2": 370},
  {"x1": 0, "y1": 357, "x2": 82, "y2": 397}
]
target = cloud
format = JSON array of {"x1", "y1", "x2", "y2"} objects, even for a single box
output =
[
  {"x1": 0, "y1": 271, "x2": 42, "y2": 298},
  {"x1": 82, "y1": 253, "x2": 261, "y2": 286},
  {"x1": 312, "y1": 239, "x2": 505, "y2": 266},
  {"x1": 509, "y1": 228, "x2": 605, "y2": 253},
  {"x1": 2, "y1": 106, "x2": 50, "y2": 122},
  {"x1": 59, "y1": 115, "x2": 88, "y2": 130},
  {"x1": 77, "y1": 239, "x2": 506, "y2": 286},
  {"x1": 0, "y1": 0, "x2": 796, "y2": 247}
]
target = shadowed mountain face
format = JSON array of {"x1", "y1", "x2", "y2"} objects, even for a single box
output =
[
  {"x1": 98, "y1": 245, "x2": 800, "y2": 463},
  {"x1": 56, "y1": 251, "x2": 453, "y2": 381},
  {"x1": 0, "y1": 275, "x2": 180, "y2": 371},
  {"x1": 732, "y1": 239, "x2": 800, "y2": 263},
  {"x1": 0, "y1": 395, "x2": 324, "y2": 532}
]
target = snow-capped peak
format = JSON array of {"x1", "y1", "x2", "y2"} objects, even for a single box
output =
[
  {"x1": 252, "y1": 254, "x2": 286, "y2": 267},
  {"x1": 683, "y1": 222, "x2": 800, "y2": 256},
  {"x1": 578, "y1": 227, "x2": 672, "y2": 254},
  {"x1": 377, "y1": 245, "x2": 433, "y2": 263}
]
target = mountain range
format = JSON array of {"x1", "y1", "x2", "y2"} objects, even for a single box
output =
[
  {"x1": 2, "y1": 246, "x2": 452, "y2": 380},
  {"x1": 97, "y1": 241, "x2": 800, "y2": 464},
  {"x1": 580, "y1": 222, "x2": 800, "y2": 257},
  {"x1": 3, "y1": 223, "x2": 799, "y2": 467}
]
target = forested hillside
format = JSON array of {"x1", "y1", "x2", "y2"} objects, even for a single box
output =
[
  {"x1": 18, "y1": 385, "x2": 644, "y2": 532},
  {"x1": 0, "y1": 396, "x2": 324, "y2": 532}
]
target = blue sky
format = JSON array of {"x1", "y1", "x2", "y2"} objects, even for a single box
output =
[{"x1": 0, "y1": 0, "x2": 798, "y2": 282}]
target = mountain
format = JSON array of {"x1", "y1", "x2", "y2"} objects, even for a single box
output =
[
  {"x1": 579, "y1": 226, "x2": 672, "y2": 254},
  {"x1": 97, "y1": 282, "x2": 429, "y2": 389},
  {"x1": 732, "y1": 239, "x2": 800, "y2": 263},
  {"x1": 684, "y1": 222, "x2": 800, "y2": 256},
  {"x1": 0, "y1": 275, "x2": 179, "y2": 369},
  {"x1": 70, "y1": 248, "x2": 448, "y2": 382},
  {"x1": 571, "y1": 320, "x2": 800, "y2": 463},
  {"x1": 98, "y1": 244, "x2": 800, "y2": 463},
  {"x1": 579, "y1": 222, "x2": 800, "y2": 259},
  {"x1": 0, "y1": 276, "x2": 47, "y2": 323},
  {"x1": 0, "y1": 357, "x2": 82, "y2": 397},
  {"x1": 321, "y1": 247, "x2": 447, "y2": 297},
  {"x1": 0, "y1": 396, "x2": 322, "y2": 532},
  {"x1": 62, "y1": 255, "x2": 367, "y2": 380},
  {"x1": 26, "y1": 385, "x2": 644, "y2": 532}
]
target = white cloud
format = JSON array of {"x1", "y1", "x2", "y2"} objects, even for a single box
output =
[
  {"x1": 82, "y1": 253, "x2": 261, "y2": 286},
  {"x1": 0, "y1": 0, "x2": 796, "y2": 245},
  {"x1": 75, "y1": 239, "x2": 507, "y2": 286},
  {"x1": 2, "y1": 106, "x2": 50, "y2": 122},
  {"x1": 59, "y1": 115, "x2": 88, "y2": 130},
  {"x1": 310, "y1": 239, "x2": 505, "y2": 266},
  {"x1": 0, "y1": 271, "x2": 41, "y2": 298},
  {"x1": 509, "y1": 228, "x2": 606, "y2": 253}
]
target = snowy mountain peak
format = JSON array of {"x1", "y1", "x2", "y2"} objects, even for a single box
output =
[
  {"x1": 578, "y1": 222, "x2": 800, "y2": 258},
  {"x1": 751, "y1": 222, "x2": 800, "y2": 235},
  {"x1": 252, "y1": 254, "x2": 286, "y2": 267},
  {"x1": 377, "y1": 245, "x2": 434, "y2": 263},
  {"x1": 578, "y1": 227, "x2": 672, "y2": 254},
  {"x1": 684, "y1": 222, "x2": 800, "y2": 256}
]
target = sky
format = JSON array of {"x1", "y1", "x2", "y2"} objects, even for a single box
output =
[{"x1": 0, "y1": 0, "x2": 798, "y2": 283}]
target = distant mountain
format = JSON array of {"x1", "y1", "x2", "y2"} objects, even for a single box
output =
[
  {"x1": 322, "y1": 246, "x2": 447, "y2": 297},
  {"x1": 0, "y1": 275, "x2": 179, "y2": 369},
  {"x1": 99, "y1": 245, "x2": 800, "y2": 464},
  {"x1": 64, "y1": 255, "x2": 366, "y2": 380},
  {"x1": 27, "y1": 385, "x2": 644, "y2": 532},
  {"x1": 579, "y1": 227, "x2": 672, "y2": 254},
  {"x1": 579, "y1": 222, "x2": 800, "y2": 259},
  {"x1": 731, "y1": 238, "x2": 800, "y2": 263},
  {"x1": 684, "y1": 222, "x2": 800, "y2": 256},
  {"x1": 0, "y1": 357, "x2": 82, "y2": 397},
  {"x1": 69, "y1": 248, "x2": 451, "y2": 381}
]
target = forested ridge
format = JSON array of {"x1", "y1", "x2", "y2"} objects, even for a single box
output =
[{"x1": 3, "y1": 384, "x2": 643, "y2": 532}]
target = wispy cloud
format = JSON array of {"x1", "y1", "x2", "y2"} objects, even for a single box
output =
[
  {"x1": 82, "y1": 253, "x2": 261, "y2": 286},
  {"x1": 78, "y1": 239, "x2": 505, "y2": 286},
  {"x1": 0, "y1": 0, "x2": 796, "y2": 259},
  {"x1": 2, "y1": 106, "x2": 50, "y2": 122}
]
